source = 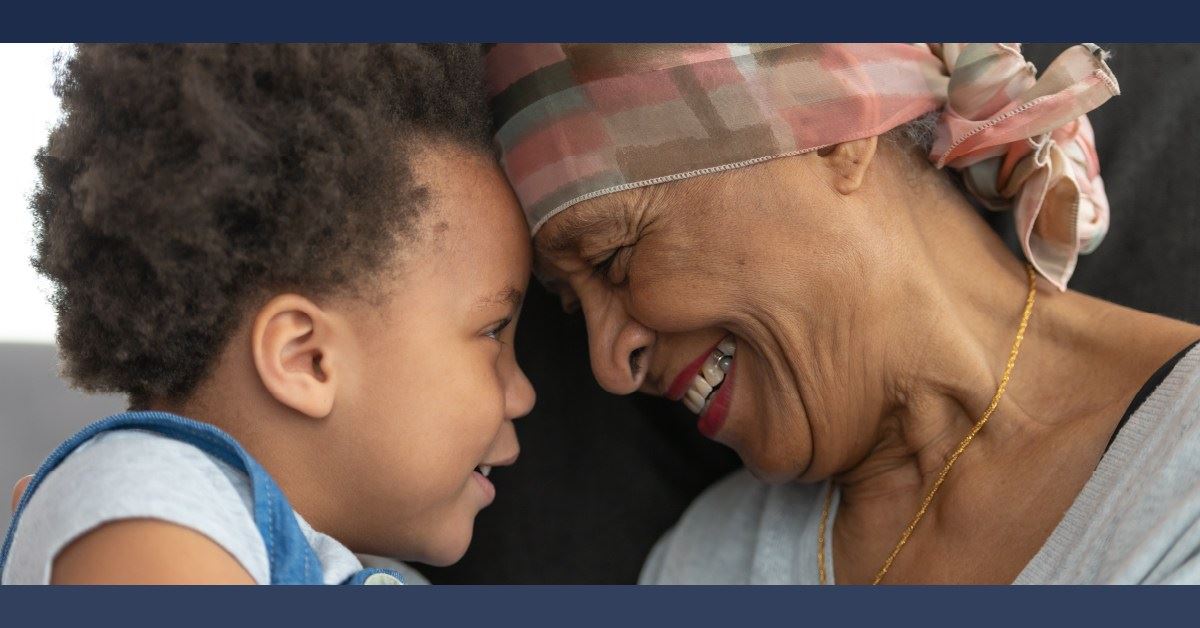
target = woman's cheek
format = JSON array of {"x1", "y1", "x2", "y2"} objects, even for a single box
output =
[
  {"x1": 629, "y1": 265, "x2": 724, "y2": 332},
  {"x1": 627, "y1": 276, "x2": 674, "y2": 329}
]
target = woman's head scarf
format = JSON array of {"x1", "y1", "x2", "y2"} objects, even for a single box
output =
[{"x1": 485, "y1": 43, "x2": 1118, "y2": 290}]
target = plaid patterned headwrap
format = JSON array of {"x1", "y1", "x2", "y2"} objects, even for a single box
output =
[{"x1": 486, "y1": 44, "x2": 1119, "y2": 290}]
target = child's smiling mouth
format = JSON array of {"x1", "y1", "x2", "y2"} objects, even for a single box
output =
[{"x1": 472, "y1": 452, "x2": 519, "y2": 504}]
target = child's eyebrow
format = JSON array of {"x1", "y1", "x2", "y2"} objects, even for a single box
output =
[{"x1": 476, "y1": 286, "x2": 525, "y2": 310}]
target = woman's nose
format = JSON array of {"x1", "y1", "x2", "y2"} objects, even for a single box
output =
[{"x1": 581, "y1": 292, "x2": 655, "y2": 395}]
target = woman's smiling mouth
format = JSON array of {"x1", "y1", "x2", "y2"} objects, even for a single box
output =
[{"x1": 666, "y1": 336, "x2": 737, "y2": 436}]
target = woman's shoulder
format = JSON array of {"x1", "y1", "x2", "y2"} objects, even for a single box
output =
[
  {"x1": 1123, "y1": 340, "x2": 1200, "y2": 455},
  {"x1": 1021, "y1": 342, "x2": 1200, "y2": 583},
  {"x1": 2, "y1": 429, "x2": 269, "y2": 584},
  {"x1": 639, "y1": 469, "x2": 827, "y2": 584}
]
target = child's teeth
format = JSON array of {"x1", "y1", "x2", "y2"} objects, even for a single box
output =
[
  {"x1": 685, "y1": 388, "x2": 705, "y2": 408},
  {"x1": 692, "y1": 375, "x2": 713, "y2": 398},
  {"x1": 479, "y1": 465, "x2": 492, "y2": 477},
  {"x1": 718, "y1": 337, "x2": 736, "y2": 355},
  {"x1": 683, "y1": 394, "x2": 703, "y2": 414}
]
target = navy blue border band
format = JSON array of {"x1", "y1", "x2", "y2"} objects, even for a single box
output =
[
  {"x1": 1, "y1": 0, "x2": 1193, "y2": 42},
  {"x1": 1, "y1": 585, "x2": 1190, "y2": 627}
]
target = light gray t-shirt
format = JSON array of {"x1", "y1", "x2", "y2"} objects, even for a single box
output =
[
  {"x1": 641, "y1": 344, "x2": 1200, "y2": 584},
  {"x1": 1, "y1": 430, "x2": 427, "y2": 585}
]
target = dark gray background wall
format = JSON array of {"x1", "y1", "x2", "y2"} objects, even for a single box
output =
[{"x1": 0, "y1": 344, "x2": 123, "y2": 534}]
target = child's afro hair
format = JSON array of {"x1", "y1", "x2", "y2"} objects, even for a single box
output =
[{"x1": 31, "y1": 44, "x2": 492, "y2": 406}]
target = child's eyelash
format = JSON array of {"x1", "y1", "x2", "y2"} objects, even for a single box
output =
[{"x1": 485, "y1": 317, "x2": 513, "y2": 341}]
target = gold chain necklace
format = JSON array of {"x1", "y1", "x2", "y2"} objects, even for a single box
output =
[{"x1": 817, "y1": 264, "x2": 1038, "y2": 585}]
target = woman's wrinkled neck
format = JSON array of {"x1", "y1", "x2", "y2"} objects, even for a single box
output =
[
  {"x1": 836, "y1": 183, "x2": 1037, "y2": 502},
  {"x1": 829, "y1": 167, "x2": 1199, "y2": 582}
]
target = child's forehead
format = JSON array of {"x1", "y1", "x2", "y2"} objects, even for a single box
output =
[
  {"x1": 390, "y1": 149, "x2": 531, "y2": 288},
  {"x1": 412, "y1": 148, "x2": 528, "y2": 243}
]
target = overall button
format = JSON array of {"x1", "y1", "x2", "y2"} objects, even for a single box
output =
[{"x1": 363, "y1": 572, "x2": 403, "y2": 585}]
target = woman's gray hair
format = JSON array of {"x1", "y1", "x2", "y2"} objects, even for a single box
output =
[
  {"x1": 883, "y1": 110, "x2": 940, "y2": 155},
  {"x1": 881, "y1": 110, "x2": 977, "y2": 202}
]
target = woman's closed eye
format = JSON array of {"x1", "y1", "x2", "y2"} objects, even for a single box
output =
[{"x1": 589, "y1": 245, "x2": 634, "y2": 286}]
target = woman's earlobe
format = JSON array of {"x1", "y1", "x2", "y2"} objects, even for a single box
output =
[
  {"x1": 824, "y1": 136, "x2": 879, "y2": 195},
  {"x1": 251, "y1": 295, "x2": 338, "y2": 419}
]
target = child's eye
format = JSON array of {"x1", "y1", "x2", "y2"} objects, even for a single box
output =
[{"x1": 484, "y1": 317, "x2": 513, "y2": 342}]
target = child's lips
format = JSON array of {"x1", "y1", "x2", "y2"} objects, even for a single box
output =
[
  {"x1": 472, "y1": 450, "x2": 517, "y2": 505},
  {"x1": 479, "y1": 451, "x2": 519, "y2": 471},
  {"x1": 472, "y1": 469, "x2": 496, "y2": 504}
]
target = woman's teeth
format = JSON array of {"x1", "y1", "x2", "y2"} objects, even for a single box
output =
[{"x1": 683, "y1": 337, "x2": 735, "y2": 414}]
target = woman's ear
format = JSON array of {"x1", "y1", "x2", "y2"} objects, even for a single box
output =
[
  {"x1": 250, "y1": 294, "x2": 340, "y2": 419},
  {"x1": 820, "y1": 136, "x2": 878, "y2": 195}
]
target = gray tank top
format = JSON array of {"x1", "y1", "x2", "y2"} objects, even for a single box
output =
[{"x1": 1, "y1": 430, "x2": 426, "y2": 584}]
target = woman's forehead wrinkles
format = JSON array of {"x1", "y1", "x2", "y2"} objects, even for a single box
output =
[{"x1": 537, "y1": 204, "x2": 628, "y2": 256}]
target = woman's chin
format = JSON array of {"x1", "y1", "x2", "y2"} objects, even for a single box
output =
[
  {"x1": 742, "y1": 457, "x2": 810, "y2": 484},
  {"x1": 733, "y1": 428, "x2": 814, "y2": 484}
]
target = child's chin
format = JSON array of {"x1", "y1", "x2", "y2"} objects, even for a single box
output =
[{"x1": 417, "y1": 526, "x2": 475, "y2": 567}]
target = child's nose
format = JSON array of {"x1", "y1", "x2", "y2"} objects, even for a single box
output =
[{"x1": 505, "y1": 365, "x2": 536, "y2": 420}]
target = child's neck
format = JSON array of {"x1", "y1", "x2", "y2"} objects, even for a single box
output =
[{"x1": 148, "y1": 331, "x2": 342, "y2": 542}]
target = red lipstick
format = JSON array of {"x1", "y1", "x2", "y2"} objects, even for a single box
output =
[
  {"x1": 665, "y1": 339, "x2": 724, "y2": 400},
  {"x1": 697, "y1": 358, "x2": 734, "y2": 438}
]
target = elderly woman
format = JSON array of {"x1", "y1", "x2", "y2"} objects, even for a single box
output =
[{"x1": 485, "y1": 44, "x2": 1200, "y2": 584}]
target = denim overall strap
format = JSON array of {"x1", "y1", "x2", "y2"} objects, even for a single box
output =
[{"x1": 0, "y1": 411, "x2": 324, "y2": 584}]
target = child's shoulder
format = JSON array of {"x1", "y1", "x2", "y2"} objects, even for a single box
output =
[{"x1": 2, "y1": 429, "x2": 269, "y2": 584}]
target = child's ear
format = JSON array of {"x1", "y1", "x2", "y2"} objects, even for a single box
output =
[{"x1": 250, "y1": 294, "x2": 341, "y2": 419}]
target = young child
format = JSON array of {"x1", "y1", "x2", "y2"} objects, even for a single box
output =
[{"x1": 0, "y1": 44, "x2": 535, "y2": 584}]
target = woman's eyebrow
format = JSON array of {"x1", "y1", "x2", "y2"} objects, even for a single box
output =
[{"x1": 539, "y1": 211, "x2": 624, "y2": 255}]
